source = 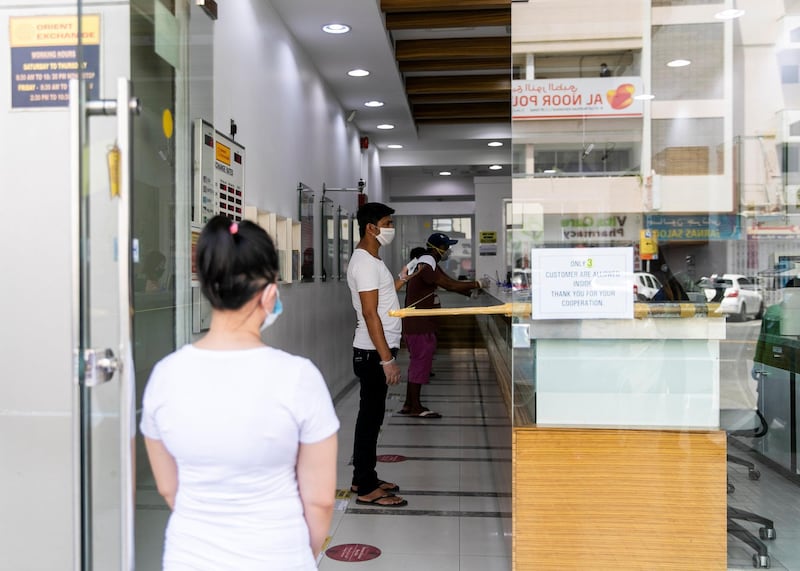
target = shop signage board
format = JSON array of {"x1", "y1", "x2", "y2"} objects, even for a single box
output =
[
  {"x1": 531, "y1": 247, "x2": 634, "y2": 320},
  {"x1": 644, "y1": 214, "x2": 740, "y2": 241},
  {"x1": 512, "y1": 77, "x2": 644, "y2": 119},
  {"x1": 544, "y1": 214, "x2": 641, "y2": 243},
  {"x1": 9, "y1": 15, "x2": 100, "y2": 108}
]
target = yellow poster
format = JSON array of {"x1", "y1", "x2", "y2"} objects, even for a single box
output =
[{"x1": 639, "y1": 229, "x2": 658, "y2": 260}]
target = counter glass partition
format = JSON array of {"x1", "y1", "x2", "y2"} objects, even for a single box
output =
[{"x1": 510, "y1": 3, "x2": 800, "y2": 569}]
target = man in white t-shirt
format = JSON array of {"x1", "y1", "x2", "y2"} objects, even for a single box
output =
[{"x1": 346, "y1": 202, "x2": 408, "y2": 507}]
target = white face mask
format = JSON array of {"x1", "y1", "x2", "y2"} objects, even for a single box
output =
[
  {"x1": 260, "y1": 287, "x2": 283, "y2": 331},
  {"x1": 375, "y1": 226, "x2": 395, "y2": 247}
]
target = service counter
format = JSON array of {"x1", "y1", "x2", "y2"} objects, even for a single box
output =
[{"x1": 473, "y1": 286, "x2": 729, "y2": 570}]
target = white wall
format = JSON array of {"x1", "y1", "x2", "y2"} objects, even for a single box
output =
[
  {"x1": 475, "y1": 177, "x2": 512, "y2": 282},
  {"x1": 209, "y1": 1, "x2": 374, "y2": 397},
  {"x1": 212, "y1": 0, "x2": 373, "y2": 219}
]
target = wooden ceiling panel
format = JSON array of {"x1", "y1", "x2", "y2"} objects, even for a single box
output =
[
  {"x1": 385, "y1": 9, "x2": 510, "y2": 30},
  {"x1": 381, "y1": 0, "x2": 510, "y2": 12},
  {"x1": 395, "y1": 37, "x2": 510, "y2": 61},
  {"x1": 414, "y1": 103, "x2": 511, "y2": 121},
  {"x1": 406, "y1": 75, "x2": 510, "y2": 95},
  {"x1": 400, "y1": 57, "x2": 509, "y2": 73},
  {"x1": 381, "y1": 0, "x2": 511, "y2": 125},
  {"x1": 409, "y1": 91, "x2": 510, "y2": 105}
]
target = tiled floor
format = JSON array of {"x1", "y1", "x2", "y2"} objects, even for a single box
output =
[
  {"x1": 319, "y1": 347, "x2": 512, "y2": 570},
  {"x1": 725, "y1": 443, "x2": 800, "y2": 570}
]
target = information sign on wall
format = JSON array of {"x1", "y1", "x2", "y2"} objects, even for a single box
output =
[
  {"x1": 531, "y1": 247, "x2": 634, "y2": 320},
  {"x1": 512, "y1": 77, "x2": 644, "y2": 119},
  {"x1": 9, "y1": 15, "x2": 100, "y2": 108},
  {"x1": 479, "y1": 230, "x2": 497, "y2": 256}
]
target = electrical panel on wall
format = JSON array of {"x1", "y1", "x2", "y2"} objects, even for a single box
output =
[{"x1": 192, "y1": 118, "x2": 246, "y2": 228}]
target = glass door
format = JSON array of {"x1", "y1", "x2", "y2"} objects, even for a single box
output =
[
  {"x1": 70, "y1": 34, "x2": 138, "y2": 571},
  {"x1": 71, "y1": 1, "x2": 186, "y2": 569}
]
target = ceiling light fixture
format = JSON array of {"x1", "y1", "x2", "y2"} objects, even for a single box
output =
[
  {"x1": 347, "y1": 69, "x2": 370, "y2": 77},
  {"x1": 666, "y1": 59, "x2": 691, "y2": 68},
  {"x1": 714, "y1": 9, "x2": 745, "y2": 20},
  {"x1": 376, "y1": 124, "x2": 394, "y2": 130},
  {"x1": 487, "y1": 141, "x2": 503, "y2": 147},
  {"x1": 322, "y1": 23, "x2": 350, "y2": 34},
  {"x1": 439, "y1": 171, "x2": 452, "y2": 176},
  {"x1": 387, "y1": 144, "x2": 403, "y2": 149},
  {"x1": 489, "y1": 165, "x2": 502, "y2": 170},
  {"x1": 543, "y1": 169, "x2": 557, "y2": 174},
  {"x1": 364, "y1": 100, "x2": 384, "y2": 108}
]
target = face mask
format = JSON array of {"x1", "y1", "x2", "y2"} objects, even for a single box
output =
[
  {"x1": 375, "y1": 226, "x2": 395, "y2": 247},
  {"x1": 431, "y1": 244, "x2": 449, "y2": 260},
  {"x1": 260, "y1": 288, "x2": 283, "y2": 331}
]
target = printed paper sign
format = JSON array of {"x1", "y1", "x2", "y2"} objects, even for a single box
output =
[{"x1": 531, "y1": 247, "x2": 634, "y2": 320}]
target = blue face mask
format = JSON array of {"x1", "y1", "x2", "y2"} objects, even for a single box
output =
[{"x1": 260, "y1": 288, "x2": 283, "y2": 331}]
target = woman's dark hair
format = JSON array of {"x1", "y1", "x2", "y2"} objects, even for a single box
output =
[
  {"x1": 356, "y1": 202, "x2": 394, "y2": 237},
  {"x1": 196, "y1": 215, "x2": 279, "y2": 310},
  {"x1": 409, "y1": 247, "x2": 426, "y2": 261}
]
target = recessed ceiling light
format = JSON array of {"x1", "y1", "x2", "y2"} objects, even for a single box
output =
[
  {"x1": 487, "y1": 141, "x2": 503, "y2": 147},
  {"x1": 714, "y1": 9, "x2": 745, "y2": 20},
  {"x1": 634, "y1": 94, "x2": 655, "y2": 100},
  {"x1": 667, "y1": 59, "x2": 691, "y2": 68},
  {"x1": 543, "y1": 169, "x2": 557, "y2": 174},
  {"x1": 387, "y1": 144, "x2": 403, "y2": 149},
  {"x1": 347, "y1": 69, "x2": 370, "y2": 77},
  {"x1": 364, "y1": 100, "x2": 384, "y2": 108},
  {"x1": 322, "y1": 23, "x2": 350, "y2": 34},
  {"x1": 439, "y1": 171, "x2": 452, "y2": 176},
  {"x1": 489, "y1": 164, "x2": 503, "y2": 170},
  {"x1": 376, "y1": 124, "x2": 394, "y2": 130}
]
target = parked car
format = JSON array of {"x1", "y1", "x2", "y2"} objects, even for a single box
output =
[
  {"x1": 633, "y1": 272, "x2": 662, "y2": 301},
  {"x1": 697, "y1": 274, "x2": 764, "y2": 321}
]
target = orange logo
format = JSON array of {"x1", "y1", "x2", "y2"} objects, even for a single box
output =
[{"x1": 606, "y1": 84, "x2": 635, "y2": 110}]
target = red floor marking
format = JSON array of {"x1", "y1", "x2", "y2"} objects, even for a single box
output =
[
  {"x1": 325, "y1": 543, "x2": 381, "y2": 562},
  {"x1": 376, "y1": 453, "x2": 406, "y2": 462}
]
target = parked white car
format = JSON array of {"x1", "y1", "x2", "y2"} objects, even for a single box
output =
[
  {"x1": 633, "y1": 272, "x2": 662, "y2": 301},
  {"x1": 698, "y1": 274, "x2": 764, "y2": 321}
]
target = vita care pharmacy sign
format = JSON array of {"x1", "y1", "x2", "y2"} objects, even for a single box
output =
[
  {"x1": 512, "y1": 77, "x2": 644, "y2": 119},
  {"x1": 531, "y1": 247, "x2": 634, "y2": 320}
]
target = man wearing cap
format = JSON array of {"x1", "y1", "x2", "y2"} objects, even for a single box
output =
[{"x1": 398, "y1": 232, "x2": 481, "y2": 417}]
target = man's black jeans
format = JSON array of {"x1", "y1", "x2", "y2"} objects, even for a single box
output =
[{"x1": 351, "y1": 346, "x2": 398, "y2": 494}]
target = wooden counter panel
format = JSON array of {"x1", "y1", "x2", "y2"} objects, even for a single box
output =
[{"x1": 513, "y1": 427, "x2": 726, "y2": 570}]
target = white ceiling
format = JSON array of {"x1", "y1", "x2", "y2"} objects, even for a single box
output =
[{"x1": 270, "y1": 0, "x2": 512, "y2": 181}]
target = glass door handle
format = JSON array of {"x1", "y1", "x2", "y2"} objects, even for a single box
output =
[{"x1": 83, "y1": 348, "x2": 119, "y2": 387}]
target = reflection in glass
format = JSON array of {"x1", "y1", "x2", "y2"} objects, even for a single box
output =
[
  {"x1": 299, "y1": 187, "x2": 314, "y2": 282},
  {"x1": 321, "y1": 198, "x2": 335, "y2": 282},
  {"x1": 339, "y1": 208, "x2": 351, "y2": 280}
]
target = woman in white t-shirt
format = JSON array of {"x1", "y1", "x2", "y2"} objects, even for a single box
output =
[{"x1": 141, "y1": 215, "x2": 339, "y2": 570}]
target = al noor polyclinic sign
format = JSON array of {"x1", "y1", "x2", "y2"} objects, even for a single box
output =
[{"x1": 512, "y1": 77, "x2": 644, "y2": 119}]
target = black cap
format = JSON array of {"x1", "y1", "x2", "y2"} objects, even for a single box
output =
[{"x1": 427, "y1": 232, "x2": 458, "y2": 249}]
